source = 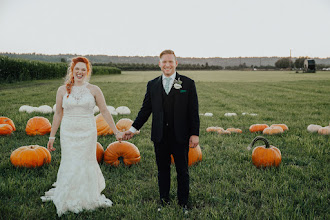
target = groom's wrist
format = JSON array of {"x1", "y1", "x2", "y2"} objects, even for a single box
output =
[{"x1": 129, "y1": 126, "x2": 137, "y2": 133}]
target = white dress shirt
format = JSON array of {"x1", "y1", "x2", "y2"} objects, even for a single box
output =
[{"x1": 162, "y1": 72, "x2": 176, "y2": 94}]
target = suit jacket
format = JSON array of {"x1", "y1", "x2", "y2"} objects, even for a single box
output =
[{"x1": 132, "y1": 72, "x2": 200, "y2": 144}]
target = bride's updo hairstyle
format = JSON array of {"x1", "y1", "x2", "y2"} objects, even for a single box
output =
[{"x1": 65, "y1": 56, "x2": 92, "y2": 97}]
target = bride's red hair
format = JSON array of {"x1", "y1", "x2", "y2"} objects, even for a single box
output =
[{"x1": 65, "y1": 57, "x2": 91, "y2": 97}]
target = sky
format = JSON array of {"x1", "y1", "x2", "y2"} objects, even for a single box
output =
[{"x1": 1, "y1": 0, "x2": 329, "y2": 58}]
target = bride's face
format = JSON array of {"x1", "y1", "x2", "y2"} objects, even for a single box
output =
[{"x1": 73, "y1": 62, "x2": 88, "y2": 83}]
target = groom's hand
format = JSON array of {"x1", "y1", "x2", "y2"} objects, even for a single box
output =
[
  {"x1": 124, "y1": 130, "x2": 134, "y2": 140},
  {"x1": 189, "y1": 135, "x2": 199, "y2": 148}
]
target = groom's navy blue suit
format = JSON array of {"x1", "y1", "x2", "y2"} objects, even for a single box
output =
[{"x1": 132, "y1": 72, "x2": 200, "y2": 206}]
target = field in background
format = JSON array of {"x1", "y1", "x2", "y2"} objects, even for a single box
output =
[
  {"x1": 91, "y1": 70, "x2": 330, "y2": 83},
  {"x1": 0, "y1": 71, "x2": 329, "y2": 219}
]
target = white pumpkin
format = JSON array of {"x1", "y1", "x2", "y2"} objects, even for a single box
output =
[
  {"x1": 53, "y1": 104, "x2": 56, "y2": 113},
  {"x1": 19, "y1": 105, "x2": 31, "y2": 112},
  {"x1": 224, "y1": 113, "x2": 237, "y2": 117},
  {"x1": 37, "y1": 105, "x2": 53, "y2": 114},
  {"x1": 307, "y1": 124, "x2": 322, "y2": 133},
  {"x1": 107, "y1": 106, "x2": 118, "y2": 115},
  {"x1": 116, "y1": 106, "x2": 131, "y2": 115}
]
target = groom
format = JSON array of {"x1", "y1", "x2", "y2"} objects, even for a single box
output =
[{"x1": 124, "y1": 49, "x2": 200, "y2": 212}]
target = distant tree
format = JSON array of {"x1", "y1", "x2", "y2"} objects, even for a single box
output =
[
  {"x1": 60, "y1": 58, "x2": 66, "y2": 63},
  {"x1": 275, "y1": 58, "x2": 291, "y2": 68},
  {"x1": 294, "y1": 56, "x2": 308, "y2": 68}
]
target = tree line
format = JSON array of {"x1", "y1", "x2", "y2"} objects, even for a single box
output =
[
  {"x1": 275, "y1": 57, "x2": 330, "y2": 69},
  {"x1": 0, "y1": 56, "x2": 121, "y2": 83}
]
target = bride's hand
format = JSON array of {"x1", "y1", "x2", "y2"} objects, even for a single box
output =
[
  {"x1": 47, "y1": 140, "x2": 56, "y2": 152},
  {"x1": 115, "y1": 132, "x2": 124, "y2": 143}
]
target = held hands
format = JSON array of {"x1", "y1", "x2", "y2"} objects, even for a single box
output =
[
  {"x1": 189, "y1": 135, "x2": 199, "y2": 148},
  {"x1": 115, "y1": 131, "x2": 134, "y2": 142},
  {"x1": 123, "y1": 130, "x2": 134, "y2": 140},
  {"x1": 115, "y1": 132, "x2": 125, "y2": 142}
]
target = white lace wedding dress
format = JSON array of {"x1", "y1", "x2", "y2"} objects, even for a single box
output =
[{"x1": 41, "y1": 83, "x2": 112, "y2": 216}]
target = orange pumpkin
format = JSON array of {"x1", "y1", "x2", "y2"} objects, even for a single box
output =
[
  {"x1": 25, "y1": 116, "x2": 51, "y2": 136},
  {"x1": 206, "y1": 127, "x2": 224, "y2": 132},
  {"x1": 10, "y1": 145, "x2": 51, "y2": 168},
  {"x1": 249, "y1": 124, "x2": 269, "y2": 133},
  {"x1": 226, "y1": 128, "x2": 242, "y2": 133},
  {"x1": 116, "y1": 118, "x2": 133, "y2": 132},
  {"x1": 95, "y1": 113, "x2": 113, "y2": 136},
  {"x1": 263, "y1": 126, "x2": 284, "y2": 135},
  {"x1": 0, "y1": 124, "x2": 14, "y2": 135},
  {"x1": 0, "y1": 117, "x2": 16, "y2": 131},
  {"x1": 270, "y1": 124, "x2": 288, "y2": 131},
  {"x1": 104, "y1": 141, "x2": 140, "y2": 166},
  {"x1": 171, "y1": 144, "x2": 202, "y2": 166},
  {"x1": 318, "y1": 127, "x2": 330, "y2": 135},
  {"x1": 96, "y1": 142, "x2": 104, "y2": 163},
  {"x1": 250, "y1": 136, "x2": 281, "y2": 168}
]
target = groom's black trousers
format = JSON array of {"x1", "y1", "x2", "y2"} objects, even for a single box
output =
[{"x1": 154, "y1": 125, "x2": 189, "y2": 206}]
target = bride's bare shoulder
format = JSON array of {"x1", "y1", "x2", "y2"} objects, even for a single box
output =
[
  {"x1": 58, "y1": 85, "x2": 67, "y2": 94},
  {"x1": 86, "y1": 83, "x2": 102, "y2": 95}
]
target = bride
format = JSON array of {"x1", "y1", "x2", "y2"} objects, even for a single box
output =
[{"x1": 41, "y1": 57, "x2": 124, "y2": 216}]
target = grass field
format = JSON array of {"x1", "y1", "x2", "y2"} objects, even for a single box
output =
[{"x1": 0, "y1": 70, "x2": 329, "y2": 219}]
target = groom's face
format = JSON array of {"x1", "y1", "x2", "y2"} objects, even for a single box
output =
[{"x1": 159, "y1": 54, "x2": 178, "y2": 77}]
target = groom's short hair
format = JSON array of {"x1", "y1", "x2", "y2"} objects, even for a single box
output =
[{"x1": 160, "y1": 50, "x2": 176, "y2": 60}]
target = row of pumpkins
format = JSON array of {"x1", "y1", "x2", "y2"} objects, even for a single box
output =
[
  {"x1": 206, "y1": 124, "x2": 289, "y2": 135},
  {"x1": 10, "y1": 141, "x2": 141, "y2": 168},
  {"x1": 10, "y1": 141, "x2": 203, "y2": 168},
  {"x1": 0, "y1": 115, "x2": 137, "y2": 136},
  {"x1": 207, "y1": 123, "x2": 330, "y2": 135}
]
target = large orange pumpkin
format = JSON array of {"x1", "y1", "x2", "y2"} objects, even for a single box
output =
[
  {"x1": 249, "y1": 124, "x2": 269, "y2": 133},
  {"x1": 96, "y1": 142, "x2": 104, "y2": 163},
  {"x1": 171, "y1": 144, "x2": 202, "y2": 166},
  {"x1": 104, "y1": 141, "x2": 140, "y2": 166},
  {"x1": 0, "y1": 124, "x2": 14, "y2": 135},
  {"x1": 0, "y1": 117, "x2": 16, "y2": 131},
  {"x1": 10, "y1": 145, "x2": 51, "y2": 168},
  {"x1": 25, "y1": 116, "x2": 51, "y2": 136},
  {"x1": 250, "y1": 136, "x2": 281, "y2": 168},
  {"x1": 95, "y1": 113, "x2": 113, "y2": 136},
  {"x1": 263, "y1": 126, "x2": 284, "y2": 135}
]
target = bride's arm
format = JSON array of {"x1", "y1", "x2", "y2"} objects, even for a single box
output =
[
  {"x1": 92, "y1": 85, "x2": 122, "y2": 141},
  {"x1": 47, "y1": 86, "x2": 65, "y2": 152}
]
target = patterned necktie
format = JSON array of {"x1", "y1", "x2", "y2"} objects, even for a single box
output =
[{"x1": 164, "y1": 77, "x2": 171, "y2": 94}]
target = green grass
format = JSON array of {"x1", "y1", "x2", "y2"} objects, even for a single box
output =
[{"x1": 0, "y1": 70, "x2": 329, "y2": 219}]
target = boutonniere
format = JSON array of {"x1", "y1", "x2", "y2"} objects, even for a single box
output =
[{"x1": 173, "y1": 78, "x2": 182, "y2": 89}]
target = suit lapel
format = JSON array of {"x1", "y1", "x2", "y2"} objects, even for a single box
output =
[
  {"x1": 169, "y1": 73, "x2": 180, "y2": 96},
  {"x1": 152, "y1": 76, "x2": 163, "y2": 106}
]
